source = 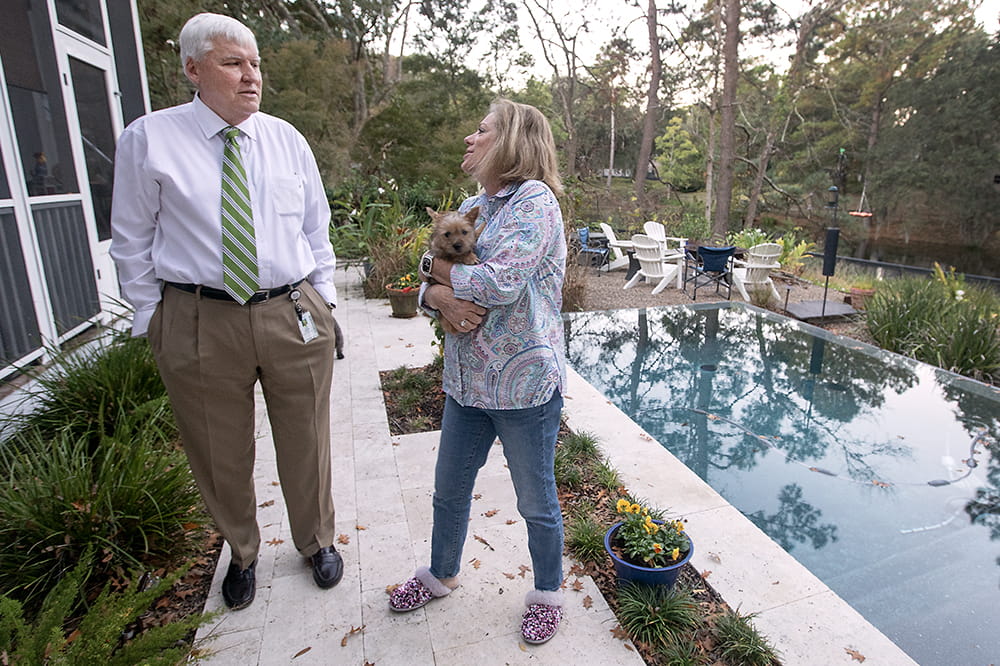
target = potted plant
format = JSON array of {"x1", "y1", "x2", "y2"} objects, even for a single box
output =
[
  {"x1": 845, "y1": 270, "x2": 879, "y2": 310},
  {"x1": 604, "y1": 498, "x2": 693, "y2": 588},
  {"x1": 385, "y1": 272, "x2": 420, "y2": 318}
]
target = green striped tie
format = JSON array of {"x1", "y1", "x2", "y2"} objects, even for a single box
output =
[{"x1": 221, "y1": 126, "x2": 258, "y2": 303}]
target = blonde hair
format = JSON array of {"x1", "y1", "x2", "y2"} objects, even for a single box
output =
[{"x1": 476, "y1": 99, "x2": 563, "y2": 197}]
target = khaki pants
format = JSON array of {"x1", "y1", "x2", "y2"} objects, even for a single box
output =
[{"x1": 149, "y1": 281, "x2": 336, "y2": 568}]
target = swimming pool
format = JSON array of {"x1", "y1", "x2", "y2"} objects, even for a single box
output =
[{"x1": 563, "y1": 303, "x2": 1000, "y2": 665}]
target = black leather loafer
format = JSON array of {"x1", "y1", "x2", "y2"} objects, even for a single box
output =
[
  {"x1": 310, "y1": 546, "x2": 344, "y2": 589},
  {"x1": 221, "y1": 559, "x2": 256, "y2": 610}
]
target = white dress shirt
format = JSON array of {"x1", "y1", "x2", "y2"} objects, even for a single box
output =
[{"x1": 110, "y1": 95, "x2": 336, "y2": 335}]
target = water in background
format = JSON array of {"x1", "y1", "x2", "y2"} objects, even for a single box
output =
[{"x1": 564, "y1": 304, "x2": 1000, "y2": 665}]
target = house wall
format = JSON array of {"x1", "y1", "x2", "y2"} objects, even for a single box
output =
[{"x1": 0, "y1": 0, "x2": 148, "y2": 380}]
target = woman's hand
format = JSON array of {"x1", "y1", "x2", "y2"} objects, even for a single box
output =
[{"x1": 425, "y1": 284, "x2": 487, "y2": 331}]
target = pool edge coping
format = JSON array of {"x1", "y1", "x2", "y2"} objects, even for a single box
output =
[{"x1": 562, "y1": 365, "x2": 920, "y2": 666}]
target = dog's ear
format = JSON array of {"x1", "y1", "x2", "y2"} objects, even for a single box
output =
[
  {"x1": 464, "y1": 206, "x2": 481, "y2": 224},
  {"x1": 426, "y1": 206, "x2": 441, "y2": 222}
]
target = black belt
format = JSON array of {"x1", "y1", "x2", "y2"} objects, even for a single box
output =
[{"x1": 166, "y1": 280, "x2": 304, "y2": 304}]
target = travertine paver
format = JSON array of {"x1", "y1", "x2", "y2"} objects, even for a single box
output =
[{"x1": 192, "y1": 266, "x2": 644, "y2": 665}]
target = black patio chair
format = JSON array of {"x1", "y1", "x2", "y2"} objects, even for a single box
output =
[{"x1": 682, "y1": 245, "x2": 736, "y2": 300}]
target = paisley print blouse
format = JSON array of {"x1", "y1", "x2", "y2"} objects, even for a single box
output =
[{"x1": 432, "y1": 180, "x2": 567, "y2": 409}]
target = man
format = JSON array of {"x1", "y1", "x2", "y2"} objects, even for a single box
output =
[{"x1": 110, "y1": 12, "x2": 342, "y2": 610}]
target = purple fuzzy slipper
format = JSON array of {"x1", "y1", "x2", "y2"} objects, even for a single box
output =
[
  {"x1": 521, "y1": 590, "x2": 563, "y2": 644},
  {"x1": 388, "y1": 566, "x2": 454, "y2": 612}
]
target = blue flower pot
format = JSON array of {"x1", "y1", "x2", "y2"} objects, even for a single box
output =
[{"x1": 604, "y1": 521, "x2": 694, "y2": 588}]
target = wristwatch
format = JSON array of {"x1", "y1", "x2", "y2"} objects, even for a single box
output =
[{"x1": 419, "y1": 252, "x2": 435, "y2": 280}]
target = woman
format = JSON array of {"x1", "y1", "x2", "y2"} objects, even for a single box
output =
[{"x1": 388, "y1": 99, "x2": 568, "y2": 645}]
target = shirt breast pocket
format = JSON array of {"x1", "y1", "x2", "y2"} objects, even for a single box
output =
[{"x1": 273, "y1": 176, "x2": 304, "y2": 217}]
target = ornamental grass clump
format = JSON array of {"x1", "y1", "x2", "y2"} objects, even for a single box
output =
[{"x1": 614, "y1": 499, "x2": 689, "y2": 568}]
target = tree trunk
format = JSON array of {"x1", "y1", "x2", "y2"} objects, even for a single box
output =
[
  {"x1": 634, "y1": 0, "x2": 661, "y2": 200},
  {"x1": 711, "y1": 0, "x2": 740, "y2": 243},
  {"x1": 607, "y1": 89, "x2": 616, "y2": 190}
]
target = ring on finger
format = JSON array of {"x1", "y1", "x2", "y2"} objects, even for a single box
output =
[{"x1": 460, "y1": 319, "x2": 468, "y2": 328}]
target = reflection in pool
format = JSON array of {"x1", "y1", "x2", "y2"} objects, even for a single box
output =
[{"x1": 563, "y1": 304, "x2": 1000, "y2": 665}]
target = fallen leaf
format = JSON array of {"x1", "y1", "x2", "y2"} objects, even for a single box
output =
[
  {"x1": 845, "y1": 647, "x2": 866, "y2": 662},
  {"x1": 405, "y1": 343, "x2": 414, "y2": 348},
  {"x1": 484, "y1": 509, "x2": 499, "y2": 517},
  {"x1": 571, "y1": 579, "x2": 584, "y2": 591},
  {"x1": 340, "y1": 625, "x2": 364, "y2": 648},
  {"x1": 473, "y1": 493, "x2": 482, "y2": 500},
  {"x1": 569, "y1": 563, "x2": 586, "y2": 577},
  {"x1": 258, "y1": 499, "x2": 275, "y2": 508},
  {"x1": 385, "y1": 584, "x2": 399, "y2": 594},
  {"x1": 337, "y1": 534, "x2": 350, "y2": 545},
  {"x1": 611, "y1": 625, "x2": 629, "y2": 640},
  {"x1": 518, "y1": 564, "x2": 531, "y2": 578},
  {"x1": 293, "y1": 647, "x2": 312, "y2": 658},
  {"x1": 474, "y1": 534, "x2": 494, "y2": 550},
  {"x1": 503, "y1": 572, "x2": 516, "y2": 579},
  {"x1": 639, "y1": 433, "x2": 652, "y2": 441},
  {"x1": 700, "y1": 570, "x2": 712, "y2": 579},
  {"x1": 470, "y1": 558, "x2": 481, "y2": 569},
  {"x1": 392, "y1": 441, "x2": 400, "y2": 446},
  {"x1": 519, "y1": 643, "x2": 527, "y2": 652},
  {"x1": 271, "y1": 481, "x2": 280, "y2": 486},
  {"x1": 355, "y1": 525, "x2": 367, "y2": 531},
  {"x1": 582, "y1": 595, "x2": 593, "y2": 608},
  {"x1": 505, "y1": 519, "x2": 517, "y2": 525},
  {"x1": 266, "y1": 538, "x2": 284, "y2": 546}
]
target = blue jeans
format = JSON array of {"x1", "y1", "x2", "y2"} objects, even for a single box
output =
[{"x1": 430, "y1": 391, "x2": 564, "y2": 592}]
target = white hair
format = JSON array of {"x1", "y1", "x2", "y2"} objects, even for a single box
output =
[{"x1": 178, "y1": 13, "x2": 257, "y2": 67}]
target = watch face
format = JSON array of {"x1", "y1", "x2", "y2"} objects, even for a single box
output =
[{"x1": 421, "y1": 255, "x2": 433, "y2": 273}]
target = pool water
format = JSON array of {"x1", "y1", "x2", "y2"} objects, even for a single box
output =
[{"x1": 563, "y1": 303, "x2": 1000, "y2": 665}]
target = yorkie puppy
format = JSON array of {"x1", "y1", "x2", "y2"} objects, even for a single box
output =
[{"x1": 423, "y1": 206, "x2": 484, "y2": 333}]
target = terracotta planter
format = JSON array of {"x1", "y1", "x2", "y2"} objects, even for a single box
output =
[
  {"x1": 604, "y1": 521, "x2": 693, "y2": 588},
  {"x1": 849, "y1": 287, "x2": 875, "y2": 310},
  {"x1": 386, "y1": 287, "x2": 419, "y2": 318}
]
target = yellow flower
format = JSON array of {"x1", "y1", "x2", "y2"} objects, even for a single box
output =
[
  {"x1": 671, "y1": 547, "x2": 680, "y2": 561},
  {"x1": 653, "y1": 543, "x2": 663, "y2": 553},
  {"x1": 616, "y1": 499, "x2": 630, "y2": 513},
  {"x1": 630, "y1": 503, "x2": 641, "y2": 514}
]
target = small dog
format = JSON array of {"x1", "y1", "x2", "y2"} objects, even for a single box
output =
[{"x1": 424, "y1": 206, "x2": 485, "y2": 333}]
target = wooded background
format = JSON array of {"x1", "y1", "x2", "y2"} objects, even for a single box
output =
[{"x1": 136, "y1": 0, "x2": 1000, "y2": 254}]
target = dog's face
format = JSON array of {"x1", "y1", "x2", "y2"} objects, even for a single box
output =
[{"x1": 426, "y1": 206, "x2": 482, "y2": 261}]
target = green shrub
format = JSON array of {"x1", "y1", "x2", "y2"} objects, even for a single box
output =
[
  {"x1": 726, "y1": 228, "x2": 772, "y2": 250},
  {"x1": 6, "y1": 333, "x2": 174, "y2": 448},
  {"x1": 0, "y1": 551, "x2": 213, "y2": 664},
  {"x1": 565, "y1": 504, "x2": 607, "y2": 564},
  {"x1": 659, "y1": 635, "x2": 705, "y2": 666},
  {"x1": 616, "y1": 582, "x2": 700, "y2": 647},
  {"x1": 714, "y1": 608, "x2": 780, "y2": 666},
  {"x1": 0, "y1": 415, "x2": 204, "y2": 603},
  {"x1": 560, "y1": 430, "x2": 600, "y2": 460},
  {"x1": 553, "y1": 445, "x2": 584, "y2": 489},
  {"x1": 593, "y1": 459, "x2": 622, "y2": 491},
  {"x1": 866, "y1": 274, "x2": 1000, "y2": 383}
]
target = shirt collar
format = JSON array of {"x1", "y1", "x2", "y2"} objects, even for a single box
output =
[
  {"x1": 492, "y1": 182, "x2": 521, "y2": 199},
  {"x1": 192, "y1": 94, "x2": 257, "y2": 142}
]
